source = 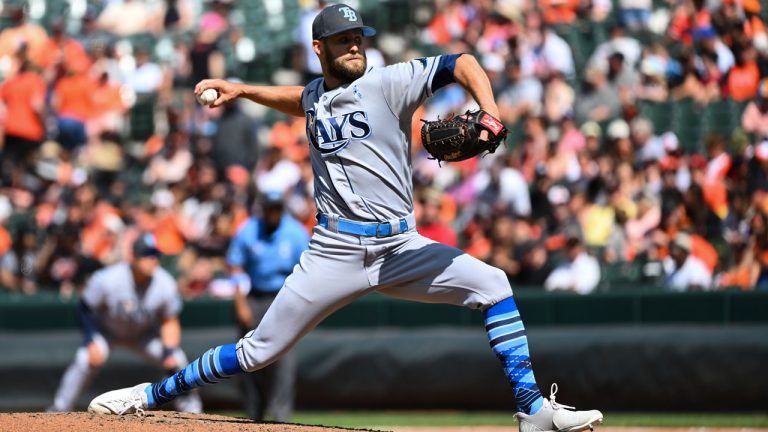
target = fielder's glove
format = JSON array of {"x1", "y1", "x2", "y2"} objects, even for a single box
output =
[{"x1": 420, "y1": 109, "x2": 508, "y2": 164}]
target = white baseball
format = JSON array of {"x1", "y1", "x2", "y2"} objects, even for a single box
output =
[{"x1": 196, "y1": 88, "x2": 218, "y2": 106}]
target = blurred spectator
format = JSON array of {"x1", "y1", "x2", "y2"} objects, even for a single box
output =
[
  {"x1": 726, "y1": 43, "x2": 760, "y2": 102},
  {"x1": 543, "y1": 73, "x2": 575, "y2": 123},
  {"x1": 668, "y1": 0, "x2": 712, "y2": 48},
  {"x1": 519, "y1": 13, "x2": 575, "y2": 79},
  {"x1": 608, "y1": 52, "x2": 639, "y2": 104},
  {"x1": 52, "y1": 63, "x2": 94, "y2": 150},
  {"x1": 544, "y1": 232, "x2": 601, "y2": 294},
  {"x1": 422, "y1": 0, "x2": 471, "y2": 45},
  {"x1": 635, "y1": 44, "x2": 670, "y2": 102},
  {"x1": 295, "y1": 0, "x2": 328, "y2": 81},
  {"x1": 498, "y1": 156, "x2": 532, "y2": 217},
  {"x1": 256, "y1": 146, "x2": 301, "y2": 195},
  {"x1": 669, "y1": 50, "x2": 720, "y2": 105},
  {"x1": 704, "y1": 134, "x2": 731, "y2": 219},
  {"x1": 588, "y1": 24, "x2": 642, "y2": 74},
  {"x1": 41, "y1": 19, "x2": 91, "y2": 79},
  {"x1": 189, "y1": 19, "x2": 226, "y2": 83},
  {"x1": 512, "y1": 240, "x2": 553, "y2": 286},
  {"x1": 0, "y1": 225, "x2": 40, "y2": 294},
  {"x1": 539, "y1": 0, "x2": 580, "y2": 25},
  {"x1": 0, "y1": 5, "x2": 49, "y2": 71},
  {"x1": 498, "y1": 58, "x2": 543, "y2": 124},
  {"x1": 211, "y1": 99, "x2": 260, "y2": 176},
  {"x1": 626, "y1": 187, "x2": 662, "y2": 247},
  {"x1": 97, "y1": 0, "x2": 160, "y2": 37},
  {"x1": 606, "y1": 119, "x2": 633, "y2": 163},
  {"x1": 717, "y1": 236, "x2": 760, "y2": 290},
  {"x1": 742, "y1": 80, "x2": 768, "y2": 140},
  {"x1": 0, "y1": 59, "x2": 46, "y2": 176},
  {"x1": 589, "y1": 0, "x2": 613, "y2": 22},
  {"x1": 619, "y1": 0, "x2": 651, "y2": 31},
  {"x1": 77, "y1": 8, "x2": 116, "y2": 57},
  {"x1": 487, "y1": 216, "x2": 520, "y2": 280},
  {"x1": 37, "y1": 224, "x2": 102, "y2": 298},
  {"x1": 604, "y1": 187, "x2": 632, "y2": 262},
  {"x1": 694, "y1": 26, "x2": 734, "y2": 75},
  {"x1": 633, "y1": 117, "x2": 664, "y2": 164},
  {"x1": 144, "y1": 133, "x2": 194, "y2": 185},
  {"x1": 581, "y1": 186, "x2": 615, "y2": 248},
  {"x1": 163, "y1": 0, "x2": 195, "y2": 32},
  {"x1": 417, "y1": 188, "x2": 458, "y2": 247},
  {"x1": 89, "y1": 72, "x2": 128, "y2": 138},
  {"x1": 124, "y1": 47, "x2": 164, "y2": 94},
  {"x1": 575, "y1": 68, "x2": 622, "y2": 123},
  {"x1": 664, "y1": 232, "x2": 713, "y2": 291}
]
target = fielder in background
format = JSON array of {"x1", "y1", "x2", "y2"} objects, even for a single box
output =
[
  {"x1": 49, "y1": 234, "x2": 202, "y2": 413},
  {"x1": 228, "y1": 191, "x2": 309, "y2": 421},
  {"x1": 88, "y1": 4, "x2": 602, "y2": 431}
]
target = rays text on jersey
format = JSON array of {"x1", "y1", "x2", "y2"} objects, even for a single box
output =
[{"x1": 306, "y1": 109, "x2": 372, "y2": 155}]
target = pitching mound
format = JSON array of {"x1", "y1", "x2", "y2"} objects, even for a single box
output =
[
  {"x1": 0, "y1": 412, "x2": 384, "y2": 432},
  {"x1": 390, "y1": 429, "x2": 768, "y2": 432}
]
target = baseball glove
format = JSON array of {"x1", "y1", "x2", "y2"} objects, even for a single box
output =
[{"x1": 420, "y1": 110, "x2": 508, "y2": 164}]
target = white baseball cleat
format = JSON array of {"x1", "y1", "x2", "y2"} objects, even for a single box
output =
[
  {"x1": 88, "y1": 382, "x2": 151, "y2": 416},
  {"x1": 516, "y1": 383, "x2": 603, "y2": 432}
]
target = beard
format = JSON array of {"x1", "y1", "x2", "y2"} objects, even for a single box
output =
[{"x1": 324, "y1": 45, "x2": 367, "y2": 83}]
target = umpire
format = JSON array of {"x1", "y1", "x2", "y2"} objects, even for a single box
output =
[{"x1": 227, "y1": 191, "x2": 309, "y2": 421}]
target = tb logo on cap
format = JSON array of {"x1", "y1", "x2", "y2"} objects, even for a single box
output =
[{"x1": 339, "y1": 6, "x2": 358, "y2": 21}]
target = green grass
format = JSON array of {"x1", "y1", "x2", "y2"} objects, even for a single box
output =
[{"x1": 217, "y1": 411, "x2": 768, "y2": 428}]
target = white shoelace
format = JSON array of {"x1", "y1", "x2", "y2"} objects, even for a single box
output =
[
  {"x1": 116, "y1": 400, "x2": 145, "y2": 417},
  {"x1": 549, "y1": 383, "x2": 576, "y2": 411},
  {"x1": 115, "y1": 390, "x2": 146, "y2": 417}
]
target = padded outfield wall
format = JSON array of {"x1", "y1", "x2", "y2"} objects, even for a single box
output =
[{"x1": 0, "y1": 291, "x2": 766, "y2": 411}]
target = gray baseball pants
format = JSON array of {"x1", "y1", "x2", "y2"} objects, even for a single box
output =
[{"x1": 236, "y1": 224, "x2": 512, "y2": 372}]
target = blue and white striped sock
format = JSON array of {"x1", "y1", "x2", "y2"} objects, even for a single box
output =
[
  {"x1": 145, "y1": 344, "x2": 243, "y2": 408},
  {"x1": 485, "y1": 296, "x2": 544, "y2": 415}
]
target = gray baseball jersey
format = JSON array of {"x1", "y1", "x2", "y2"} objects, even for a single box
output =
[
  {"x1": 301, "y1": 56, "x2": 447, "y2": 221},
  {"x1": 81, "y1": 263, "x2": 182, "y2": 342}
]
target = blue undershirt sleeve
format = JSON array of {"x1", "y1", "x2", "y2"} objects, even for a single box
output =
[
  {"x1": 77, "y1": 300, "x2": 100, "y2": 344},
  {"x1": 431, "y1": 53, "x2": 464, "y2": 93}
]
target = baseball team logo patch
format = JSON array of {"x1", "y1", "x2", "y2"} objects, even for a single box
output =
[{"x1": 339, "y1": 6, "x2": 358, "y2": 21}]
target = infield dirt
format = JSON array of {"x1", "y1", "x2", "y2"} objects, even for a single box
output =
[
  {"x1": 1, "y1": 412, "x2": 767, "y2": 432},
  {"x1": 0, "y1": 412, "x2": 382, "y2": 432}
]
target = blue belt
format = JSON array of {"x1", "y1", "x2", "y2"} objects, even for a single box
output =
[{"x1": 317, "y1": 213, "x2": 414, "y2": 237}]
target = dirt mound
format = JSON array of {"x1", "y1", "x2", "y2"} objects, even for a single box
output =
[
  {"x1": 0, "y1": 412, "x2": 385, "y2": 432},
  {"x1": 5, "y1": 413, "x2": 767, "y2": 432}
]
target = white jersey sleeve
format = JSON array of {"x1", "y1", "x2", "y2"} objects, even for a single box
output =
[
  {"x1": 81, "y1": 268, "x2": 107, "y2": 309},
  {"x1": 153, "y1": 269, "x2": 183, "y2": 319},
  {"x1": 380, "y1": 55, "x2": 460, "y2": 119}
]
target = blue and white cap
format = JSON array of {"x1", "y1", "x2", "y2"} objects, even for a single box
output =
[
  {"x1": 312, "y1": 3, "x2": 376, "y2": 40},
  {"x1": 262, "y1": 190, "x2": 285, "y2": 208},
  {"x1": 133, "y1": 233, "x2": 161, "y2": 258}
]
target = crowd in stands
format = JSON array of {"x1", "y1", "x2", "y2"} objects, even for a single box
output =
[{"x1": 1, "y1": 0, "x2": 768, "y2": 298}]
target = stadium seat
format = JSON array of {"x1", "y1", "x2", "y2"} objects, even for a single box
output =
[
  {"x1": 129, "y1": 93, "x2": 157, "y2": 142},
  {"x1": 672, "y1": 98, "x2": 705, "y2": 153},
  {"x1": 637, "y1": 100, "x2": 674, "y2": 136}
]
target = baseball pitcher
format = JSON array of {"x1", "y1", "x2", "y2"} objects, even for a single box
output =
[{"x1": 88, "y1": 5, "x2": 602, "y2": 431}]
